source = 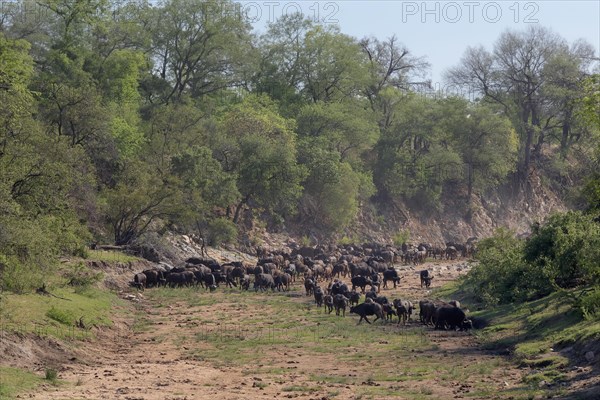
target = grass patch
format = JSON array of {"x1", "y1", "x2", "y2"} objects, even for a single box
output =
[
  {"x1": 46, "y1": 306, "x2": 76, "y2": 325},
  {"x1": 44, "y1": 368, "x2": 58, "y2": 383},
  {"x1": 0, "y1": 286, "x2": 123, "y2": 339},
  {"x1": 0, "y1": 367, "x2": 44, "y2": 400},
  {"x1": 436, "y1": 281, "x2": 600, "y2": 396},
  {"x1": 85, "y1": 249, "x2": 141, "y2": 263},
  {"x1": 282, "y1": 384, "x2": 322, "y2": 392}
]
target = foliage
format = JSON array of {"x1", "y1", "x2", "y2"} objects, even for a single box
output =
[
  {"x1": 0, "y1": 367, "x2": 43, "y2": 400},
  {"x1": 46, "y1": 306, "x2": 75, "y2": 326},
  {"x1": 0, "y1": 6, "x2": 598, "y2": 281},
  {"x1": 578, "y1": 288, "x2": 600, "y2": 320},
  {"x1": 102, "y1": 161, "x2": 181, "y2": 245},
  {"x1": 63, "y1": 262, "x2": 103, "y2": 289},
  {"x1": 463, "y1": 212, "x2": 600, "y2": 306},
  {"x1": 44, "y1": 368, "x2": 58, "y2": 383},
  {"x1": 206, "y1": 218, "x2": 238, "y2": 246},
  {"x1": 463, "y1": 228, "x2": 545, "y2": 305},
  {"x1": 446, "y1": 26, "x2": 597, "y2": 186},
  {"x1": 392, "y1": 230, "x2": 410, "y2": 246},
  {"x1": 523, "y1": 211, "x2": 600, "y2": 288},
  {"x1": 215, "y1": 94, "x2": 306, "y2": 223}
]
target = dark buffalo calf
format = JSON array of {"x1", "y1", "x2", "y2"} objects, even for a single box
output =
[
  {"x1": 304, "y1": 278, "x2": 315, "y2": 296},
  {"x1": 240, "y1": 274, "x2": 251, "y2": 290},
  {"x1": 314, "y1": 286, "x2": 324, "y2": 307},
  {"x1": 333, "y1": 294, "x2": 349, "y2": 317},
  {"x1": 419, "y1": 300, "x2": 437, "y2": 325},
  {"x1": 420, "y1": 270, "x2": 434, "y2": 288},
  {"x1": 142, "y1": 269, "x2": 165, "y2": 287},
  {"x1": 133, "y1": 273, "x2": 146, "y2": 290},
  {"x1": 348, "y1": 291, "x2": 361, "y2": 306},
  {"x1": 324, "y1": 295, "x2": 334, "y2": 314},
  {"x1": 166, "y1": 271, "x2": 194, "y2": 288},
  {"x1": 382, "y1": 304, "x2": 397, "y2": 321},
  {"x1": 393, "y1": 299, "x2": 413, "y2": 324},
  {"x1": 274, "y1": 273, "x2": 292, "y2": 292}
]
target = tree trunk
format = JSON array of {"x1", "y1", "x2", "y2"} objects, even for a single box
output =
[
  {"x1": 520, "y1": 104, "x2": 533, "y2": 189},
  {"x1": 233, "y1": 195, "x2": 250, "y2": 224},
  {"x1": 560, "y1": 109, "x2": 572, "y2": 159}
]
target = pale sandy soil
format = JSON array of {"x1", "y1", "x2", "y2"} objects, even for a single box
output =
[{"x1": 20, "y1": 259, "x2": 542, "y2": 400}]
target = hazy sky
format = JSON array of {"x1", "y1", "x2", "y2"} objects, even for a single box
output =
[{"x1": 237, "y1": 0, "x2": 600, "y2": 85}]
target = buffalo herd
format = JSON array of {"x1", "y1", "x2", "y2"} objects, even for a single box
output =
[{"x1": 129, "y1": 241, "x2": 475, "y2": 331}]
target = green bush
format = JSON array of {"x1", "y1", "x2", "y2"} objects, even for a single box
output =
[
  {"x1": 462, "y1": 212, "x2": 600, "y2": 307},
  {"x1": 44, "y1": 368, "x2": 58, "y2": 383},
  {"x1": 579, "y1": 288, "x2": 600, "y2": 320},
  {"x1": 46, "y1": 306, "x2": 75, "y2": 326},
  {"x1": 338, "y1": 235, "x2": 358, "y2": 246},
  {"x1": 392, "y1": 229, "x2": 410, "y2": 247},
  {"x1": 64, "y1": 263, "x2": 103, "y2": 289},
  {"x1": 462, "y1": 228, "x2": 553, "y2": 305},
  {"x1": 300, "y1": 235, "x2": 311, "y2": 247},
  {"x1": 207, "y1": 218, "x2": 238, "y2": 246},
  {"x1": 524, "y1": 211, "x2": 600, "y2": 288},
  {"x1": 0, "y1": 256, "x2": 45, "y2": 294}
]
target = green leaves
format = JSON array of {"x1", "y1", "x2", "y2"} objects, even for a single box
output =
[
  {"x1": 464, "y1": 212, "x2": 600, "y2": 306},
  {"x1": 215, "y1": 94, "x2": 306, "y2": 223},
  {"x1": 524, "y1": 212, "x2": 600, "y2": 288}
]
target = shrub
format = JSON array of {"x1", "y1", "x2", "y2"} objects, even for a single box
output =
[
  {"x1": 0, "y1": 256, "x2": 45, "y2": 294},
  {"x1": 300, "y1": 235, "x2": 311, "y2": 247},
  {"x1": 64, "y1": 263, "x2": 103, "y2": 289},
  {"x1": 207, "y1": 218, "x2": 237, "y2": 246},
  {"x1": 338, "y1": 235, "x2": 358, "y2": 246},
  {"x1": 44, "y1": 368, "x2": 58, "y2": 382},
  {"x1": 462, "y1": 228, "x2": 553, "y2": 305},
  {"x1": 46, "y1": 306, "x2": 75, "y2": 326},
  {"x1": 462, "y1": 212, "x2": 600, "y2": 307},
  {"x1": 392, "y1": 229, "x2": 410, "y2": 247},
  {"x1": 579, "y1": 288, "x2": 600, "y2": 321},
  {"x1": 524, "y1": 211, "x2": 600, "y2": 288}
]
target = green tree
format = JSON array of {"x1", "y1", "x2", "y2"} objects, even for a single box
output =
[
  {"x1": 359, "y1": 35, "x2": 429, "y2": 116},
  {"x1": 297, "y1": 141, "x2": 374, "y2": 232},
  {"x1": 215, "y1": 95, "x2": 306, "y2": 224},
  {"x1": 524, "y1": 212, "x2": 600, "y2": 288},
  {"x1": 446, "y1": 26, "x2": 596, "y2": 190},
  {"x1": 0, "y1": 34, "x2": 92, "y2": 291},
  {"x1": 258, "y1": 14, "x2": 369, "y2": 104},
  {"x1": 149, "y1": 0, "x2": 254, "y2": 103},
  {"x1": 373, "y1": 94, "x2": 462, "y2": 209},
  {"x1": 444, "y1": 100, "x2": 518, "y2": 201},
  {"x1": 170, "y1": 145, "x2": 239, "y2": 235},
  {"x1": 296, "y1": 100, "x2": 379, "y2": 165},
  {"x1": 103, "y1": 161, "x2": 181, "y2": 245}
]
